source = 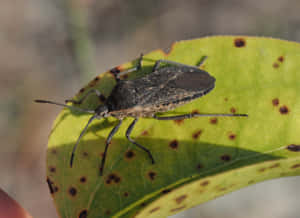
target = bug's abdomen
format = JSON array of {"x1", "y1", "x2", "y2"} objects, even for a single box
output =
[{"x1": 109, "y1": 102, "x2": 182, "y2": 118}]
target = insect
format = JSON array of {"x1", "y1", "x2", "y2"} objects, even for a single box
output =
[{"x1": 35, "y1": 54, "x2": 248, "y2": 175}]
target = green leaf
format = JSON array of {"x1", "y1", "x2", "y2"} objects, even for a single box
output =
[{"x1": 46, "y1": 36, "x2": 300, "y2": 218}]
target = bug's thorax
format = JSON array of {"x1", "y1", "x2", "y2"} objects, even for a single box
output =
[{"x1": 95, "y1": 104, "x2": 109, "y2": 118}]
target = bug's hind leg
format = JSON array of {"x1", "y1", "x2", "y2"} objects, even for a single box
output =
[
  {"x1": 100, "y1": 119, "x2": 123, "y2": 176},
  {"x1": 153, "y1": 112, "x2": 248, "y2": 120},
  {"x1": 113, "y1": 54, "x2": 144, "y2": 82},
  {"x1": 196, "y1": 56, "x2": 208, "y2": 67},
  {"x1": 65, "y1": 89, "x2": 106, "y2": 105},
  {"x1": 126, "y1": 118, "x2": 155, "y2": 164},
  {"x1": 152, "y1": 56, "x2": 208, "y2": 72}
]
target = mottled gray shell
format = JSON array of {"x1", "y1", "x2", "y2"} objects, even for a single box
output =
[{"x1": 106, "y1": 66, "x2": 215, "y2": 118}]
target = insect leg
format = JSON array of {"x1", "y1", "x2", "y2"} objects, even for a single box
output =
[
  {"x1": 100, "y1": 119, "x2": 123, "y2": 176},
  {"x1": 152, "y1": 57, "x2": 207, "y2": 72},
  {"x1": 65, "y1": 89, "x2": 105, "y2": 105},
  {"x1": 153, "y1": 112, "x2": 248, "y2": 120},
  {"x1": 70, "y1": 114, "x2": 98, "y2": 167},
  {"x1": 114, "y1": 54, "x2": 144, "y2": 81},
  {"x1": 197, "y1": 56, "x2": 208, "y2": 67},
  {"x1": 126, "y1": 118, "x2": 155, "y2": 164}
]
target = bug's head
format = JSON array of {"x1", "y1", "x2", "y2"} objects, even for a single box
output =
[{"x1": 95, "y1": 105, "x2": 109, "y2": 118}]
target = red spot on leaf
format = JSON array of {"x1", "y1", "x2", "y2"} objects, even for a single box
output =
[{"x1": 234, "y1": 38, "x2": 246, "y2": 47}]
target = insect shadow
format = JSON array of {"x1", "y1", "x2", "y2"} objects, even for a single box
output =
[
  {"x1": 47, "y1": 137, "x2": 281, "y2": 185},
  {"x1": 36, "y1": 54, "x2": 248, "y2": 175}
]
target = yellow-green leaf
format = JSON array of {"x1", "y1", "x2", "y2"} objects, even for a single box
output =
[{"x1": 46, "y1": 36, "x2": 300, "y2": 218}]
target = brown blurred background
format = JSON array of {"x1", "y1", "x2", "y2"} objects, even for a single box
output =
[{"x1": 1, "y1": 0, "x2": 300, "y2": 217}]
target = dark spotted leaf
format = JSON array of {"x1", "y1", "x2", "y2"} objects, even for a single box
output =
[{"x1": 46, "y1": 36, "x2": 300, "y2": 218}]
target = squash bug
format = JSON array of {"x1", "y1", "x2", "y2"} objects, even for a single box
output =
[{"x1": 35, "y1": 54, "x2": 248, "y2": 175}]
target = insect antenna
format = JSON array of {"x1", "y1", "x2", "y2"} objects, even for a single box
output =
[
  {"x1": 34, "y1": 99, "x2": 95, "y2": 113},
  {"x1": 35, "y1": 99, "x2": 99, "y2": 167}
]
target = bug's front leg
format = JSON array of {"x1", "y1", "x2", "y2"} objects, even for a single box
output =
[
  {"x1": 100, "y1": 119, "x2": 123, "y2": 176},
  {"x1": 113, "y1": 54, "x2": 144, "y2": 82},
  {"x1": 126, "y1": 118, "x2": 155, "y2": 164},
  {"x1": 70, "y1": 114, "x2": 98, "y2": 167},
  {"x1": 65, "y1": 89, "x2": 106, "y2": 105}
]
